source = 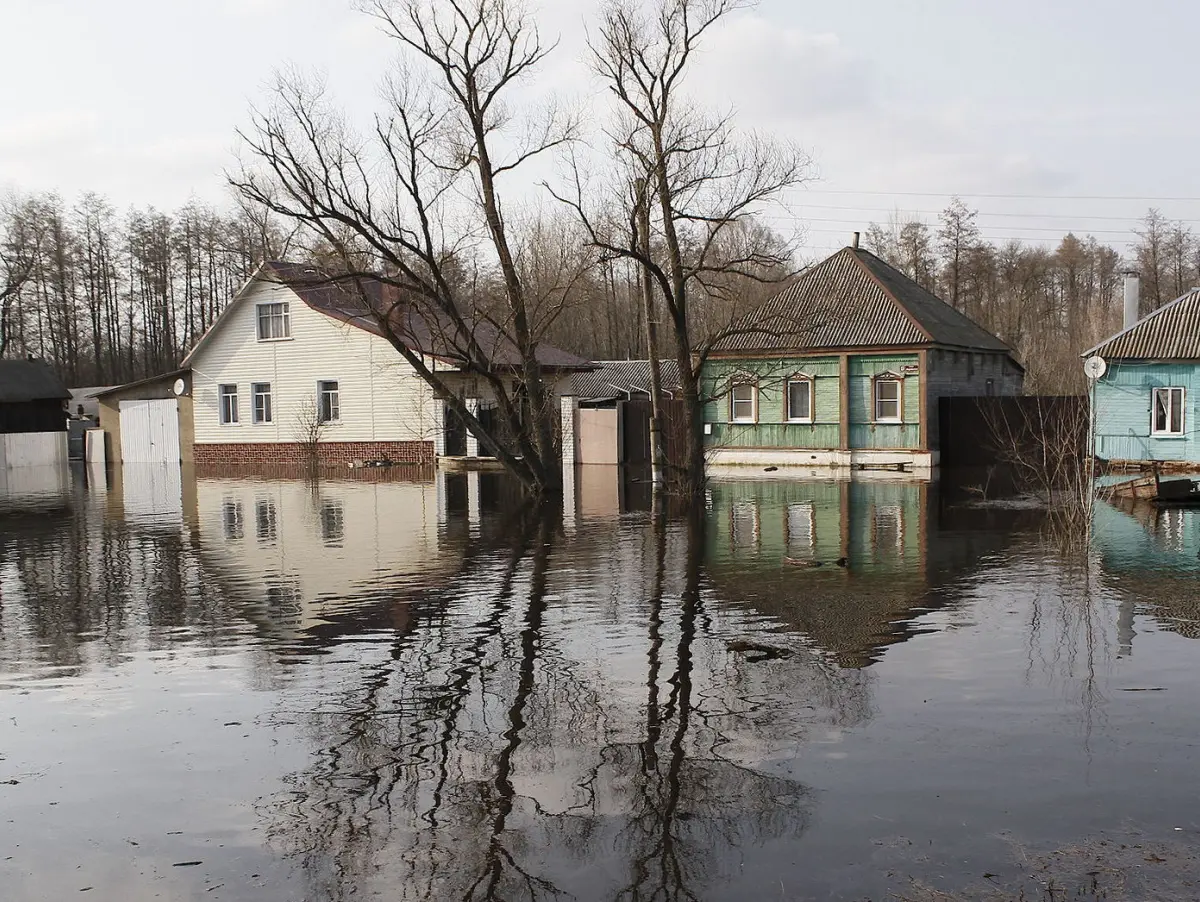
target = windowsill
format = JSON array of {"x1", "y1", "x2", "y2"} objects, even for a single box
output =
[
  {"x1": 219, "y1": 422, "x2": 240, "y2": 427},
  {"x1": 1151, "y1": 433, "x2": 1187, "y2": 439},
  {"x1": 252, "y1": 421, "x2": 274, "y2": 426},
  {"x1": 785, "y1": 419, "x2": 815, "y2": 425},
  {"x1": 729, "y1": 419, "x2": 757, "y2": 425},
  {"x1": 874, "y1": 419, "x2": 903, "y2": 425},
  {"x1": 319, "y1": 420, "x2": 342, "y2": 427},
  {"x1": 256, "y1": 336, "x2": 294, "y2": 343}
]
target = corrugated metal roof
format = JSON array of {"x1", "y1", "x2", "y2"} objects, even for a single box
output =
[
  {"x1": 1086, "y1": 288, "x2": 1200, "y2": 360},
  {"x1": 571, "y1": 359, "x2": 681, "y2": 399},
  {"x1": 712, "y1": 247, "x2": 1012, "y2": 354},
  {"x1": 0, "y1": 359, "x2": 71, "y2": 403}
]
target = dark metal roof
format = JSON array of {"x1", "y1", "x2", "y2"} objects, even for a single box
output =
[
  {"x1": 258, "y1": 262, "x2": 592, "y2": 371},
  {"x1": 1085, "y1": 288, "x2": 1200, "y2": 360},
  {"x1": 0, "y1": 359, "x2": 71, "y2": 403},
  {"x1": 712, "y1": 247, "x2": 1012, "y2": 355},
  {"x1": 571, "y1": 359, "x2": 682, "y2": 400},
  {"x1": 91, "y1": 369, "x2": 190, "y2": 399}
]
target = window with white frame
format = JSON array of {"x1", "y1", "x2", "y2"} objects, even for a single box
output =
[
  {"x1": 219, "y1": 384, "x2": 239, "y2": 425},
  {"x1": 874, "y1": 378, "x2": 902, "y2": 422},
  {"x1": 256, "y1": 302, "x2": 291, "y2": 341},
  {"x1": 729, "y1": 382, "x2": 757, "y2": 423},
  {"x1": 786, "y1": 501, "x2": 815, "y2": 557},
  {"x1": 1152, "y1": 387, "x2": 1185, "y2": 436},
  {"x1": 318, "y1": 380, "x2": 340, "y2": 424},
  {"x1": 731, "y1": 499, "x2": 760, "y2": 547},
  {"x1": 252, "y1": 382, "x2": 273, "y2": 424},
  {"x1": 786, "y1": 376, "x2": 813, "y2": 422}
]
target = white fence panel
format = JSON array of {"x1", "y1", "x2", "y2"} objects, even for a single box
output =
[{"x1": 0, "y1": 432, "x2": 68, "y2": 469}]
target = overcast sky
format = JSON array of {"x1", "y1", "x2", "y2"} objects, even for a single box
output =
[{"x1": 3, "y1": 0, "x2": 1199, "y2": 259}]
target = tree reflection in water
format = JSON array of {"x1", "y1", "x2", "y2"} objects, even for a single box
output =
[{"x1": 264, "y1": 505, "x2": 848, "y2": 901}]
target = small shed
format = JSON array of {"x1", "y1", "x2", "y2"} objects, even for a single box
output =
[
  {"x1": 93, "y1": 369, "x2": 194, "y2": 465},
  {"x1": 564, "y1": 360, "x2": 683, "y2": 465},
  {"x1": 0, "y1": 359, "x2": 71, "y2": 469}
]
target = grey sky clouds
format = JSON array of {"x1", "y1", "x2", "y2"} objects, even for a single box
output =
[{"x1": 2, "y1": 0, "x2": 1197, "y2": 259}]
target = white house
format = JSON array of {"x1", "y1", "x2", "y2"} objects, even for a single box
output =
[{"x1": 182, "y1": 262, "x2": 589, "y2": 467}]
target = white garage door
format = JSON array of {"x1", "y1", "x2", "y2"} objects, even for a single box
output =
[{"x1": 119, "y1": 399, "x2": 181, "y2": 463}]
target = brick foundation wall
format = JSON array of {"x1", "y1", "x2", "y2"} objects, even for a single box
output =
[{"x1": 193, "y1": 441, "x2": 435, "y2": 467}]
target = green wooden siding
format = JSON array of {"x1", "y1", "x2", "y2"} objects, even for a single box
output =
[
  {"x1": 702, "y1": 353, "x2": 922, "y2": 451},
  {"x1": 707, "y1": 479, "x2": 925, "y2": 574}
]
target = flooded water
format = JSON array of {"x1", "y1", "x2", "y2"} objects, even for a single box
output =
[{"x1": 2, "y1": 464, "x2": 1199, "y2": 901}]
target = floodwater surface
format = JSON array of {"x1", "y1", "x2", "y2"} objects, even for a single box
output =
[{"x1": 1, "y1": 464, "x2": 1199, "y2": 901}]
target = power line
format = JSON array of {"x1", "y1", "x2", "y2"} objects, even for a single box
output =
[
  {"x1": 789, "y1": 188, "x2": 1200, "y2": 202},
  {"x1": 789, "y1": 203, "x2": 1200, "y2": 224},
  {"x1": 787, "y1": 216, "x2": 1143, "y2": 236}
]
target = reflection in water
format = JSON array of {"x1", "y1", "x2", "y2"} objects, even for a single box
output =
[
  {"x1": 264, "y1": 508, "x2": 827, "y2": 901},
  {"x1": 3, "y1": 466, "x2": 1200, "y2": 901}
]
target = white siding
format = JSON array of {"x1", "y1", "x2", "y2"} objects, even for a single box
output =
[{"x1": 188, "y1": 281, "x2": 441, "y2": 446}]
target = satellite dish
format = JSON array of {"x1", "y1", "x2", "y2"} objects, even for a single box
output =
[
  {"x1": 172, "y1": 378, "x2": 187, "y2": 396},
  {"x1": 1083, "y1": 356, "x2": 1107, "y2": 380}
]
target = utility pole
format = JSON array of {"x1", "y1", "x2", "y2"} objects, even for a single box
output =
[{"x1": 635, "y1": 177, "x2": 667, "y2": 489}]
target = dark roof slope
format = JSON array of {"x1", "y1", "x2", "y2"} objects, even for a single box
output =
[
  {"x1": 1085, "y1": 288, "x2": 1200, "y2": 360},
  {"x1": 713, "y1": 246, "x2": 1012, "y2": 354},
  {"x1": 0, "y1": 359, "x2": 71, "y2": 403},
  {"x1": 261, "y1": 262, "x2": 591, "y2": 371},
  {"x1": 572, "y1": 359, "x2": 682, "y2": 399}
]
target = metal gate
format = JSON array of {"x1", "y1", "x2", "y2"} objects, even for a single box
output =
[{"x1": 119, "y1": 399, "x2": 181, "y2": 463}]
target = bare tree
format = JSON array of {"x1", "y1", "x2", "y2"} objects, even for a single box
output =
[
  {"x1": 230, "y1": 0, "x2": 582, "y2": 497},
  {"x1": 292, "y1": 396, "x2": 328, "y2": 471},
  {"x1": 0, "y1": 194, "x2": 47, "y2": 358},
  {"x1": 553, "y1": 0, "x2": 813, "y2": 497}
]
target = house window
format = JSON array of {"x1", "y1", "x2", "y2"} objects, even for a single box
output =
[
  {"x1": 252, "y1": 382, "x2": 273, "y2": 424},
  {"x1": 222, "y1": 499, "x2": 243, "y2": 540},
  {"x1": 1152, "y1": 387, "x2": 1186, "y2": 436},
  {"x1": 219, "y1": 384, "x2": 239, "y2": 425},
  {"x1": 318, "y1": 381, "x2": 340, "y2": 424},
  {"x1": 874, "y1": 378, "x2": 902, "y2": 423},
  {"x1": 256, "y1": 498, "x2": 277, "y2": 542},
  {"x1": 873, "y1": 504, "x2": 904, "y2": 552},
  {"x1": 256, "y1": 302, "x2": 291, "y2": 341},
  {"x1": 729, "y1": 382, "x2": 757, "y2": 423},
  {"x1": 786, "y1": 501, "x2": 815, "y2": 558},
  {"x1": 731, "y1": 500, "x2": 760, "y2": 548},
  {"x1": 321, "y1": 499, "x2": 345, "y2": 546},
  {"x1": 786, "y1": 377, "x2": 813, "y2": 422}
]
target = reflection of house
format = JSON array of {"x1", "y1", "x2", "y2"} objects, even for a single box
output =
[
  {"x1": 704, "y1": 479, "x2": 1020, "y2": 667},
  {"x1": 0, "y1": 359, "x2": 70, "y2": 470},
  {"x1": 179, "y1": 262, "x2": 589, "y2": 467},
  {"x1": 1086, "y1": 278, "x2": 1200, "y2": 469},
  {"x1": 191, "y1": 473, "x2": 454, "y2": 636},
  {"x1": 700, "y1": 243, "x2": 1023, "y2": 474}
]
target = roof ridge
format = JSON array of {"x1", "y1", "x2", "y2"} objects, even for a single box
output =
[
  {"x1": 845, "y1": 247, "x2": 935, "y2": 343},
  {"x1": 1082, "y1": 287, "x2": 1200, "y2": 358}
]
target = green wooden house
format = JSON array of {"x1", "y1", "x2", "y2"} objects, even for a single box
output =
[{"x1": 700, "y1": 244, "x2": 1023, "y2": 473}]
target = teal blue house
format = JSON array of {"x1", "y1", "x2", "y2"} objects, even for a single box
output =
[
  {"x1": 1087, "y1": 287, "x2": 1200, "y2": 469},
  {"x1": 701, "y1": 244, "x2": 1023, "y2": 473}
]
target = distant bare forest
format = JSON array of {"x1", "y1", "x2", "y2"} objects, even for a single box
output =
[{"x1": 0, "y1": 188, "x2": 1187, "y2": 393}]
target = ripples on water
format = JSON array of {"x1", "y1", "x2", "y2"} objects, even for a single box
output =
[{"x1": 1, "y1": 463, "x2": 1199, "y2": 901}]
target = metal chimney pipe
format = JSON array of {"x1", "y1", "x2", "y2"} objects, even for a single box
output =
[
  {"x1": 1123, "y1": 271, "x2": 1140, "y2": 330},
  {"x1": 852, "y1": 231, "x2": 860, "y2": 249}
]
